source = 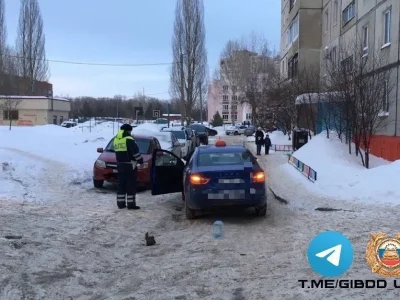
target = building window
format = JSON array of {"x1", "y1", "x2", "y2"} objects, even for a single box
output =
[
  {"x1": 222, "y1": 104, "x2": 229, "y2": 110},
  {"x1": 222, "y1": 95, "x2": 229, "y2": 101},
  {"x1": 324, "y1": 10, "x2": 329, "y2": 33},
  {"x1": 223, "y1": 85, "x2": 229, "y2": 91},
  {"x1": 3, "y1": 110, "x2": 19, "y2": 120},
  {"x1": 231, "y1": 105, "x2": 237, "y2": 110},
  {"x1": 246, "y1": 113, "x2": 252, "y2": 120},
  {"x1": 287, "y1": 14, "x2": 299, "y2": 45},
  {"x1": 222, "y1": 114, "x2": 229, "y2": 120},
  {"x1": 342, "y1": 1, "x2": 355, "y2": 25},
  {"x1": 382, "y1": 80, "x2": 389, "y2": 112},
  {"x1": 231, "y1": 114, "x2": 238, "y2": 121},
  {"x1": 232, "y1": 95, "x2": 238, "y2": 101},
  {"x1": 288, "y1": 53, "x2": 298, "y2": 79},
  {"x1": 231, "y1": 86, "x2": 237, "y2": 93},
  {"x1": 384, "y1": 9, "x2": 392, "y2": 45},
  {"x1": 331, "y1": 46, "x2": 337, "y2": 69},
  {"x1": 333, "y1": 0, "x2": 338, "y2": 24},
  {"x1": 362, "y1": 26, "x2": 368, "y2": 54},
  {"x1": 341, "y1": 56, "x2": 353, "y2": 73}
]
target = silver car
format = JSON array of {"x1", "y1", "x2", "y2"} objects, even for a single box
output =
[
  {"x1": 244, "y1": 126, "x2": 256, "y2": 136},
  {"x1": 225, "y1": 125, "x2": 247, "y2": 135}
]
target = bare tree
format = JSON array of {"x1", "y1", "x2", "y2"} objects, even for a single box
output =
[
  {"x1": 16, "y1": 0, "x2": 49, "y2": 92},
  {"x1": 0, "y1": 97, "x2": 22, "y2": 130},
  {"x1": 0, "y1": 0, "x2": 7, "y2": 91},
  {"x1": 325, "y1": 38, "x2": 394, "y2": 168},
  {"x1": 218, "y1": 33, "x2": 278, "y2": 124},
  {"x1": 170, "y1": 0, "x2": 208, "y2": 125}
]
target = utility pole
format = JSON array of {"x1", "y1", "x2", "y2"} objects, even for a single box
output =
[
  {"x1": 180, "y1": 53, "x2": 185, "y2": 126},
  {"x1": 199, "y1": 82, "x2": 203, "y2": 124},
  {"x1": 167, "y1": 103, "x2": 170, "y2": 128}
]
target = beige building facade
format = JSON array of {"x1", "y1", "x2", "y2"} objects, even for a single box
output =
[
  {"x1": 0, "y1": 96, "x2": 71, "y2": 126},
  {"x1": 280, "y1": 0, "x2": 323, "y2": 80},
  {"x1": 320, "y1": 0, "x2": 400, "y2": 160}
]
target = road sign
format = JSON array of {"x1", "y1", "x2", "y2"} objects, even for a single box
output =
[{"x1": 153, "y1": 110, "x2": 160, "y2": 118}]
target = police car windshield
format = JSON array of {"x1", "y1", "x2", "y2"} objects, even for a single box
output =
[
  {"x1": 197, "y1": 151, "x2": 252, "y2": 166},
  {"x1": 105, "y1": 138, "x2": 151, "y2": 154},
  {"x1": 171, "y1": 131, "x2": 185, "y2": 140}
]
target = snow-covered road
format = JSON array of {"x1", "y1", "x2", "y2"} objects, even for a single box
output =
[{"x1": 1, "y1": 135, "x2": 399, "y2": 299}]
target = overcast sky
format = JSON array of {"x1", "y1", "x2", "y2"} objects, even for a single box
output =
[{"x1": 4, "y1": 0, "x2": 280, "y2": 98}]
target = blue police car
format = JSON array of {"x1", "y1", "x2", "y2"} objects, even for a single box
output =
[{"x1": 151, "y1": 140, "x2": 267, "y2": 219}]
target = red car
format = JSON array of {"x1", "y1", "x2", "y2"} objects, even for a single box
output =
[{"x1": 93, "y1": 134, "x2": 162, "y2": 189}]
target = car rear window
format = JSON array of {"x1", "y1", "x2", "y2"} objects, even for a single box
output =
[
  {"x1": 105, "y1": 138, "x2": 151, "y2": 154},
  {"x1": 171, "y1": 131, "x2": 186, "y2": 140},
  {"x1": 189, "y1": 125, "x2": 206, "y2": 133},
  {"x1": 197, "y1": 151, "x2": 252, "y2": 166}
]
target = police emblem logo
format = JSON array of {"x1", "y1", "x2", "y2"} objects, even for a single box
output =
[{"x1": 366, "y1": 232, "x2": 400, "y2": 277}]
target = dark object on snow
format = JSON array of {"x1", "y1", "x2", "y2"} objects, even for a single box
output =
[
  {"x1": 4, "y1": 235, "x2": 22, "y2": 240},
  {"x1": 145, "y1": 232, "x2": 156, "y2": 246},
  {"x1": 292, "y1": 129, "x2": 308, "y2": 151}
]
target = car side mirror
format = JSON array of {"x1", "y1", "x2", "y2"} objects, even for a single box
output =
[{"x1": 97, "y1": 147, "x2": 103, "y2": 153}]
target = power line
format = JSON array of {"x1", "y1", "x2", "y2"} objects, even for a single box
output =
[{"x1": 0, "y1": 54, "x2": 175, "y2": 67}]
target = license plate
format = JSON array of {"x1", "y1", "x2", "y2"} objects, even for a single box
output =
[
  {"x1": 207, "y1": 189, "x2": 245, "y2": 199},
  {"x1": 113, "y1": 169, "x2": 118, "y2": 173}
]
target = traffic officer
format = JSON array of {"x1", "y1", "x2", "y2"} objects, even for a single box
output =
[{"x1": 113, "y1": 124, "x2": 144, "y2": 209}]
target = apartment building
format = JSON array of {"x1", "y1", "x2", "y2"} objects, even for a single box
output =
[
  {"x1": 207, "y1": 80, "x2": 252, "y2": 125},
  {"x1": 320, "y1": 0, "x2": 400, "y2": 160},
  {"x1": 280, "y1": 0, "x2": 323, "y2": 80}
]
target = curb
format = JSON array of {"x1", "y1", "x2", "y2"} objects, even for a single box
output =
[{"x1": 268, "y1": 186, "x2": 289, "y2": 205}]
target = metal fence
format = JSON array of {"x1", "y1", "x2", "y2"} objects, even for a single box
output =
[{"x1": 288, "y1": 154, "x2": 317, "y2": 182}]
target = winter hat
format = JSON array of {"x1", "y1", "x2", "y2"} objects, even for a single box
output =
[
  {"x1": 120, "y1": 124, "x2": 133, "y2": 131},
  {"x1": 258, "y1": 127, "x2": 262, "y2": 130}
]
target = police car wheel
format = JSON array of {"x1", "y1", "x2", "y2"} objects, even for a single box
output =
[
  {"x1": 93, "y1": 179, "x2": 104, "y2": 188},
  {"x1": 255, "y1": 204, "x2": 267, "y2": 216}
]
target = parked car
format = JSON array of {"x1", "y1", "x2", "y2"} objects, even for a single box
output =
[
  {"x1": 206, "y1": 127, "x2": 218, "y2": 136},
  {"x1": 225, "y1": 125, "x2": 247, "y2": 135},
  {"x1": 93, "y1": 134, "x2": 163, "y2": 189},
  {"x1": 150, "y1": 141, "x2": 267, "y2": 219},
  {"x1": 244, "y1": 126, "x2": 256, "y2": 137},
  {"x1": 161, "y1": 128, "x2": 193, "y2": 159},
  {"x1": 153, "y1": 131, "x2": 182, "y2": 158},
  {"x1": 183, "y1": 127, "x2": 197, "y2": 152},
  {"x1": 191, "y1": 129, "x2": 201, "y2": 147},
  {"x1": 188, "y1": 124, "x2": 209, "y2": 145},
  {"x1": 61, "y1": 121, "x2": 78, "y2": 128}
]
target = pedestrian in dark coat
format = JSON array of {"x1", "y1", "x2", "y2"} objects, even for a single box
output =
[
  {"x1": 255, "y1": 127, "x2": 264, "y2": 155},
  {"x1": 264, "y1": 134, "x2": 271, "y2": 155}
]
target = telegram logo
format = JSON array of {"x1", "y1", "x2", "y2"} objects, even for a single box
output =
[{"x1": 307, "y1": 231, "x2": 354, "y2": 277}]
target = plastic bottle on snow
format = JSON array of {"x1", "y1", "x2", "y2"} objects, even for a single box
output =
[{"x1": 213, "y1": 219, "x2": 224, "y2": 239}]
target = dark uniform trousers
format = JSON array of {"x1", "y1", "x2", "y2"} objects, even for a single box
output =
[{"x1": 116, "y1": 162, "x2": 137, "y2": 209}]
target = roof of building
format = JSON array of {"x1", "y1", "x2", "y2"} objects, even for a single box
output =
[{"x1": 0, "y1": 96, "x2": 70, "y2": 102}]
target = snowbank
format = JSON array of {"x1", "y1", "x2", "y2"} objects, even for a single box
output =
[
  {"x1": 285, "y1": 133, "x2": 400, "y2": 205},
  {"x1": 0, "y1": 122, "x2": 169, "y2": 200}
]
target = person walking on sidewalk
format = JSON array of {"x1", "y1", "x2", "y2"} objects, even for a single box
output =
[
  {"x1": 264, "y1": 134, "x2": 271, "y2": 155},
  {"x1": 113, "y1": 124, "x2": 144, "y2": 209},
  {"x1": 255, "y1": 127, "x2": 264, "y2": 155}
]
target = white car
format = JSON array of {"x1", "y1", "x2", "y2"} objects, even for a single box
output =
[
  {"x1": 161, "y1": 128, "x2": 192, "y2": 159},
  {"x1": 60, "y1": 121, "x2": 77, "y2": 128},
  {"x1": 225, "y1": 125, "x2": 247, "y2": 135}
]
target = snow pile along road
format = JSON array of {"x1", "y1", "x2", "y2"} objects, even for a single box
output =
[
  {"x1": 0, "y1": 121, "x2": 168, "y2": 200},
  {"x1": 284, "y1": 133, "x2": 400, "y2": 205}
]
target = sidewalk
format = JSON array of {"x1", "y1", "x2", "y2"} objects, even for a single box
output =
[{"x1": 246, "y1": 142, "x2": 365, "y2": 212}]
